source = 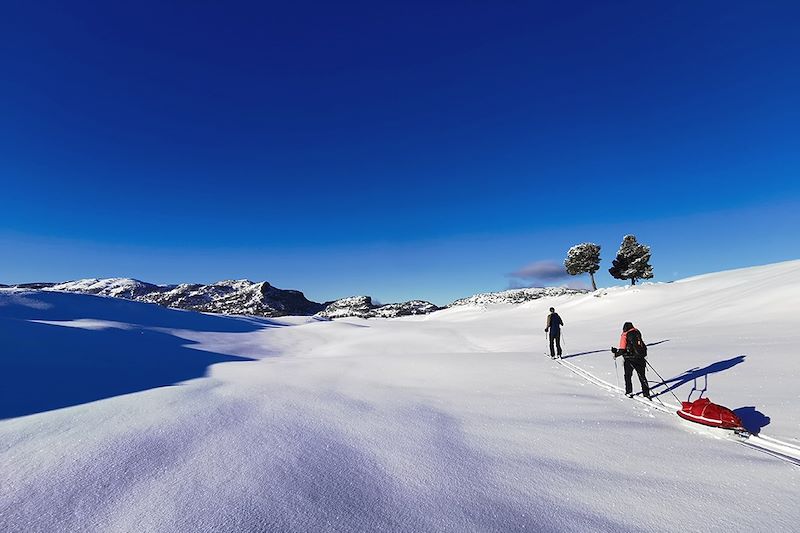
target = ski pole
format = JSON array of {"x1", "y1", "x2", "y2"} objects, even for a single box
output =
[
  {"x1": 645, "y1": 360, "x2": 682, "y2": 403},
  {"x1": 614, "y1": 356, "x2": 620, "y2": 389}
]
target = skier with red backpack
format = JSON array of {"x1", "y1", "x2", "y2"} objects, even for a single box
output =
[{"x1": 611, "y1": 322, "x2": 650, "y2": 399}]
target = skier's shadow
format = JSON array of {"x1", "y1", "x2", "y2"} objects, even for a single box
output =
[
  {"x1": 560, "y1": 348, "x2": 606, "y2": 359},
  {"x1": 651, "y1": 355, "x2": 746, "y2": 397},
  {"x1": 561, "y1": 339, "x2": 670, "y2": 359}
]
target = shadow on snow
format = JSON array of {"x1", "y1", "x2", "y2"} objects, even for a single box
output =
[
  {"x1": 0, "y1": 290, "x2": 271, "y2": 420},
  {"x1": 648, "y1": 354, "x2": 770, "y2": 433},
  {"x1": 561, "y1": 339, "x2": 671, "y2": 360},
  {"x1": 732, "y1": 406, "x2": 771, "y2": 435},
  {"x1": 650, "y1": 355, "x2": 746, "y2": 397}
]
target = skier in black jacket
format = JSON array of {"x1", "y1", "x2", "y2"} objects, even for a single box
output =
[
  {"x1": 545, "y1": 307, "x2": 564, "y2": 359},
  {"x1": 611, "y1": 322, "x2": 650, "y2": 399}
]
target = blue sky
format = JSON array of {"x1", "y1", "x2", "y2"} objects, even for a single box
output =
[{"x1": 2, "y1": 1, "x2": 799, "y2": 304}]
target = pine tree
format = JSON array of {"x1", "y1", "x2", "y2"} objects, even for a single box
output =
[
  {"x1": 608, "y1": 235, "x2": 654, "y2": 285},
  {"x1": 564, "y1": 243, "x2": 601, "y2": 290}
]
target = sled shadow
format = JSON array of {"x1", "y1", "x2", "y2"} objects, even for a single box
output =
[
  {"x1": 733, "y1": 406, "x2": 771, "y2": 435},
  {"x1": 0, "y1": 291, "x2": 270, "y2": 419},
  {"x1": 651, "y1": 355, "x2": 746, "y2": 397},
  {"x1": 562, "y1": 339, "x2": 670, "y2": 360}
]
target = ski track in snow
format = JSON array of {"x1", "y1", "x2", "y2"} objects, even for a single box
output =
[{"x1": 2, "y1": 261, "x2": 800, "y2": 532}]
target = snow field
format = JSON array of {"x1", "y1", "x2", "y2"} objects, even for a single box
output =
[{"x1": 1, "y1": 260, "x2": 799, "y2": 531}]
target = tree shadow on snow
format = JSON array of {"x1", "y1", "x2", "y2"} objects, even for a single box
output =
[
  {"x1": 0, "y1": 291, "x2": 272, "y2": 419},
  {"x1": 649, "y1": 355, "x2": 746, "y2": 398}
]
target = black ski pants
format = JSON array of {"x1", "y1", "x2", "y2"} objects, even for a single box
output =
[
  {"x1": 549, "y1": 332, "x2": 562, "y2": 357},
  {"x1": 623, "y1": 357, "x2": 649, "y2": 397}
]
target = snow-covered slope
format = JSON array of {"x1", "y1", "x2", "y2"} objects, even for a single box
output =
[{"x1": 1, "y1": 260, "x2": 799, "y2": 532}]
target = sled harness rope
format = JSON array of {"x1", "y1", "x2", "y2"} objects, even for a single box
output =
[{"x1": 645, "y1": 359, "x2": 682, "y2": 403}]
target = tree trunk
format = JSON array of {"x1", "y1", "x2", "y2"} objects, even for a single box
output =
[{"x1": 589, "y1": 272, "x2": 597, "y2": 291}]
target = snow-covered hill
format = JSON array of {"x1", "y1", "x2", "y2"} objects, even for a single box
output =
[{"x1": 1, "y1": 260, "x2": 799, "y2": 532}]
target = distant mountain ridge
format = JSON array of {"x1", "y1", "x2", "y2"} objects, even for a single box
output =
[
  {"x1": 19, "y1": 278, "x2": 325, "y2": 318},
  {"x1": 5, "y1": 278, "x2": 588, "y2": 318}
]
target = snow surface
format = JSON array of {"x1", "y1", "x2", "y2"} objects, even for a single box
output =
[{"x1": 1, "y1": 261, "x2": 799, "y2": 532}]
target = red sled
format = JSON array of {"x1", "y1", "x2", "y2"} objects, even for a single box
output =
[{"x1": 677, "y1": 397, "x2": 744, "y2": 430}]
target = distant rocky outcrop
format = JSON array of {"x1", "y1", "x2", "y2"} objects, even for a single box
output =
[
  {"x1": 316, "y1": 296, "x2": 440, "y2": 319},
  {"x1": 142, "y1": 280, "x2": 325, "y2": 317},
  {"x1": 372, "y1": 300, "x2": 439, "y2": 318},
  {"x1": 316, "y1": 296, "x2": 374, "y2": 318},
  {"x1": 448, "y1": 287, "x2": 588, "y2": 307}
]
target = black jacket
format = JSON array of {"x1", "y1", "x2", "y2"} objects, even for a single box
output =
[{"x1": 546, "y1": 313, "x2": 563, "y2": 335}]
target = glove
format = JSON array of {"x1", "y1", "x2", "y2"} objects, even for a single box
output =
[
  {"x1": 611, "y1": 347, "x2": 618, "y2": 354},
  {"x1": 544, "y1": 328, "x2": 548, "y2": 332}
]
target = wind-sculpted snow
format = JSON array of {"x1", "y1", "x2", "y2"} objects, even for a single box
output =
[{"x1": 2, "y1": 260, "x2": 800, "y2": 532}]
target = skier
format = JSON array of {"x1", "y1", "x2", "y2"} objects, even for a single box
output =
[
  {"x1": 611, "y1": 322, "x2": 650, "y2": 399},
  {"x1": 545, "y1": 307, "x2": 564, "y2": 359}
]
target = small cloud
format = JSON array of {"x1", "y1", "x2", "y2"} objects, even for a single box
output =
[
  {"x1": 509, "y1": 260, "x2": 568, "y2": 281},
  {"x1": 507, "y1": 260, "x2": 576, "y2": 289},
  {"x1": 507, "y1": 278, "x2": 589, "y2": 291},
  {"x1": 507, "y1": 279, "x2": 538, "y2": 289},
  {"x1": 564, "y1": 279, "x2": 591, "y2": 290}
]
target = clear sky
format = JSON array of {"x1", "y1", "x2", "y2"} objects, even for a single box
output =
[{"x1": 2, "y1": 1, "x2": 799, "y2": 305}]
